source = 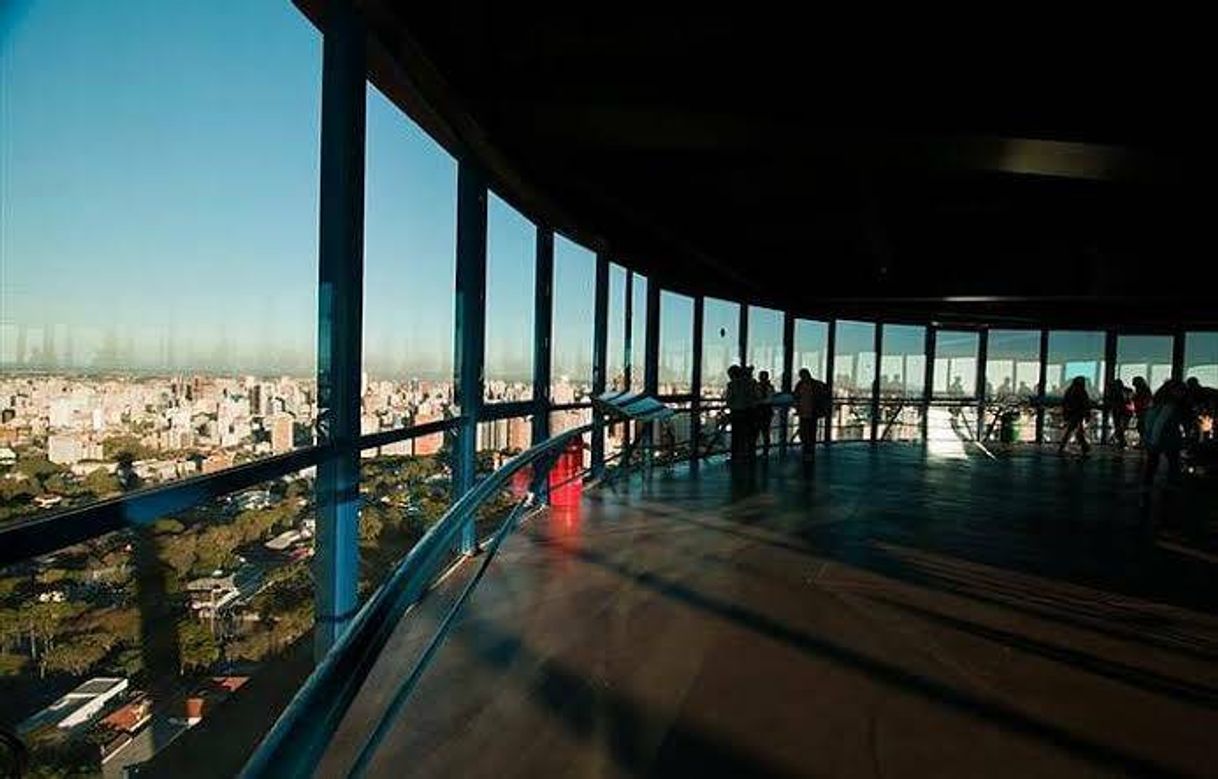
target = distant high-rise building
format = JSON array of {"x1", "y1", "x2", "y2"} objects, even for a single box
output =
[{"x1": 270, "y1": 414, "x2": 294, "y2": 455}]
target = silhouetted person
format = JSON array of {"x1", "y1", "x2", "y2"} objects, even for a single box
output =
[
  {"x1": 755, "y1": 370, "x2": 776, "y2": 454},
  {"x1": 1106, "y1": 378, "x2": 1133, "y2": 449},
  {"x1": 794, "y1": 368, "x2": 829, "y2": 460},
  {"x1": 1183, "y1": 377, "x2": 1218, "y2": 442},
  {"x1": 998, "y1": 377, "x2": 1013, "y2": 398},
  {"x1": 1058, "y1": 376, "x2": 1092, "y2": 455},
  {"x1": 725, "y1": 365, "x2": 753, "y2": 461},
  {"x1": 1132, "y1": 376, "x2": 1152, "y2": 444},
  {"x1": 949, "y1": 376, "x2": 965, "y2": 397},
  {"x1": 1143, "y1": 379, "x2": 1188, "y2": 489}
]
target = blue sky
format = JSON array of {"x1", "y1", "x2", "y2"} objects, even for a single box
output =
[{"x1": 1, "y1": 0, "x2": 594, "y2": 379}]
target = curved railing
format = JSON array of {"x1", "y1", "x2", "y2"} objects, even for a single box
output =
[
  {"x1": 241, "y1": 397, "x2": 1016, "y2": 777},
  {"x1": 241, "y1": 424, "x2": 592, "y2": 778}
]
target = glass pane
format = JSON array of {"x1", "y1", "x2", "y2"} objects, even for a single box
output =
[
  {"x1": 879, "y1": 324, "x2": 926, "y2": 398},
  {"x1": 1, "y1": 472, "x2": 316, "y2": 777},
  {"x1": 1043, "y1": 331, "x2": 1104, "y2": 445},
  {"x1": 985, "y1": 330, "x2": 1041, "y2": 399},
  {"x1": 983, "y1": 330, "x2": 1040, "y2": 443},
  {"x1": 933, "y1": 331, "x2": 980, "y2": 398},
  {"x1": 1046, "y1": 331, "x2": 1105, "y2": 400},
  {"x1": 1115, "y1": 335, "x2": 1173, "y2": 390},
  {"x1": 702, "y1": 298, "x2": 739, "y2": 399},
  {"x1": 485, "y1": 193, "x2": 535, "y2": 403},
  {"x1": 831, "y1": 321, "x2": 876, "y2": 440},
  {"x1": 359, "y1": 430, "x2": 454, "y2": 597},
  {"x1": 793, "y1": 320, "x2": 829, "y2": 382},
  {"x1": 551, "y1": 236, "x2": 595, "y2": 403},
  {"x1": 747, "y1": 306, "x2": 784, "y2": 387},
  {"x1": 832, "y1": 321, "x2": 876, "y2": 398},
  {"x1": 658, "y1": 292, "x2": 694, "y2": 395},
  {"x1": 0, "y1": 2, "x2": 321, "y2": 527},
  {"x1": 629, "y1": 274, "x2": 648, "y2": 391},
  {"x1": 363, "y1": 85, "x2": 456, "y2": 436},
  {"x1": 606, "y1": 264, "x2": 627, "y2": 391},
  {"x1": 1185, "y1": 332, "x2": 1217, "y2": 386}
]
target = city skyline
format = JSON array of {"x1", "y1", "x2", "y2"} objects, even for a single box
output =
[{"x1": 1, "y1": 1, "x2": 599, "y2": 379}]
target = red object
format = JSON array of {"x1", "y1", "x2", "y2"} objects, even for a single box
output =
[
  {"x1": 548, "y1": 438, "x2": 584, "y2": 507},
  {"x1": 510, "y1": 467, "x2": 532, "y2": 498}
]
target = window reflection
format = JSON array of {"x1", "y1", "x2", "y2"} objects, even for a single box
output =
[
  {"x1": 363, "y1": 84, "x2": 457, "y2": 436},
  {"x1": 878, "y1": 324, "x2": 925, "y2": 441},
  {"x1": 832, "y1": 321, "x2": 875, "y2": 440},
  {"x1": 1044, "y1": 330, "x2": 1105, "y2": 445},
  {"x1": 702, "y1": 298, "x2": 739, "y2": 399},
  {"x1": 658, "y1": 292, "x2": 694, "y2": 395},
  {"x1": 484, "y1": 193, "x2": 535, "y2": 402},
  {"x1": 1185, "y1": 332, "x2": 1217, "y2": 387},
  {"x1": 606, "y1": 264, "x2": 627, "y2": 391},
  {"x1": 551, "y1": 235, "x2": 595, "y2": 403},
  {"x1": 983, "y1": 330, "x2": 1040, "y2": 443},
  {"x1": 746, "y1": 306, "x2": 783, "y2": 385}
]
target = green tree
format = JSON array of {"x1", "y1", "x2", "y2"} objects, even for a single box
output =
[
  {"x1": 14, "y1": 456, "x2": 64, "y2": 481},
  {"x1": 102, "y1": 435, "x2": 155, "y2": 462},
  {"x1": 42, "y1": 632, "x2": 112, "y2": 676},
  {"x1": 82, "y1": 467, "x2": 120, "y2": 498},
  {"x1": 177, "y1": 619, "x2": 219, "y2": 674}
]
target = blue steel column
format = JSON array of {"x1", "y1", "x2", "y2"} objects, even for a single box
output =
[
  {"x1": 738, "y1": 304, "x2": 749, "y2": 366},
  {"x1": 1035, "y1": 328, "x2": 1049, "y2": 443},
  {"x1": 314, "y1": 0, "x2": 365, "y2": 660},
  {"x1": 1101, "y1": 330, "x2": 1117, "y2": 443},
  {"x1": 690, "y1": 296, "x2": 705, "y2": 467},
  {"x1": 621, "y1": 272, "x2": 635, "y2": 452},
  {"x1": 976, "y1": 327, "x2": 989, "y2": 441},
  {"x1": 870, "y1": 324, "x2": 883, "y2": 441},
  {"x1": 645, "y1": 284, "x2": 661, "y2": 394},
  {"x1": 453, "y1": 162, "x2": 487, "y2": 553},
  {"x1": 591, "y1": 253, "x2": 609, "y2": 475},
  {"x1": 780, "y1": 312, "x2": 795, "y2": 453},
  {"x1": 643, "y1": 282, "x2": 661, "y2": 466},
  {"x1": 825, "y1": 320, "x2": 837, "y2": 442},
  {"x1": 1171, "y1": 328, "x2": 1185, "y2": 381},
  {"x1": 532, "y1": 229, "x2": 554, "y2": 452},
  {"x1": 922, "y1": 327, "x2": 936, "y2": 441}
]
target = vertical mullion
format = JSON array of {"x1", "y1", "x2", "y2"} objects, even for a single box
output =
[
  {"x1": 591, "y1": 253, "x2": 609, "y2": 475},
  {"x1": 780, "y1": 312, "x2": 795, "y2": 453},
  {"x1": 870, "y1": 324, "x2": 882, "y2": 441},
  {"x1": 313, "y1": 2, "x2": 365, "y2": 660},
  {"x1": 825, "y1": 319, "x2": 837, "y2": 443},
  {"x1": 532, "y1": 228, "x2": 554, "y2": 452},
  {"x1": 922, "y1": 327, "x2": 936, "y2": 441},
  {"x1": 976, "y1": 327, "x2": 989, "y2": 441},
  {"x1": 1102, "y1": 330, "x2": 1117, "y2": 444},
  {"x1": 1171, "y1": 328, "x2": 1186, "y2": 381},
  {"x1": 452, "y1": 162, "x2": 487, "y2": 553},
  {"x1": 738, "y1": 304, "x2": 749, "y2": 366},
  {"x1": 691, "y1": 295, "x2": 705, "y2": 467},
  {"x1": 643, "y1": 283, "x2": 661, "y2": 467},
  {"x1": 1035, "y1": 328, "x2": 1049, "y2": 443}
]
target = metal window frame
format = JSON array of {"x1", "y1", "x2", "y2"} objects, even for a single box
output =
[{"x1": 313, "y1": 2, "x2": 366, "y2": 657}]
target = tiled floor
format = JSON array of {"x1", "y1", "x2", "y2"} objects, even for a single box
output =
[{"x1": 325, "y1": 444, "x2": 1218, "y2": 778}]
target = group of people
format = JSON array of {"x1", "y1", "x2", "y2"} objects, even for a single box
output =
[
  {"x1": 724, "y1": 365, "x2": 831, "y2": 462},
  {"x1": 1058, "y1": 374, "x2": 1217, "y2": 486},
  {"x1": 724, "y1": 365, "x2": 777, "y2": 459}
]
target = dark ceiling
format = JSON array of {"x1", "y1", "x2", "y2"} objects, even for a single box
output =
[{"x1": 311, "y1": 2, "x2": 1214, "y2": 327}]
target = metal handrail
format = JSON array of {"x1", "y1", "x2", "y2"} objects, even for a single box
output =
[{"x1": 241, "y1": 423, "x2": 591, "y2": 779}]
